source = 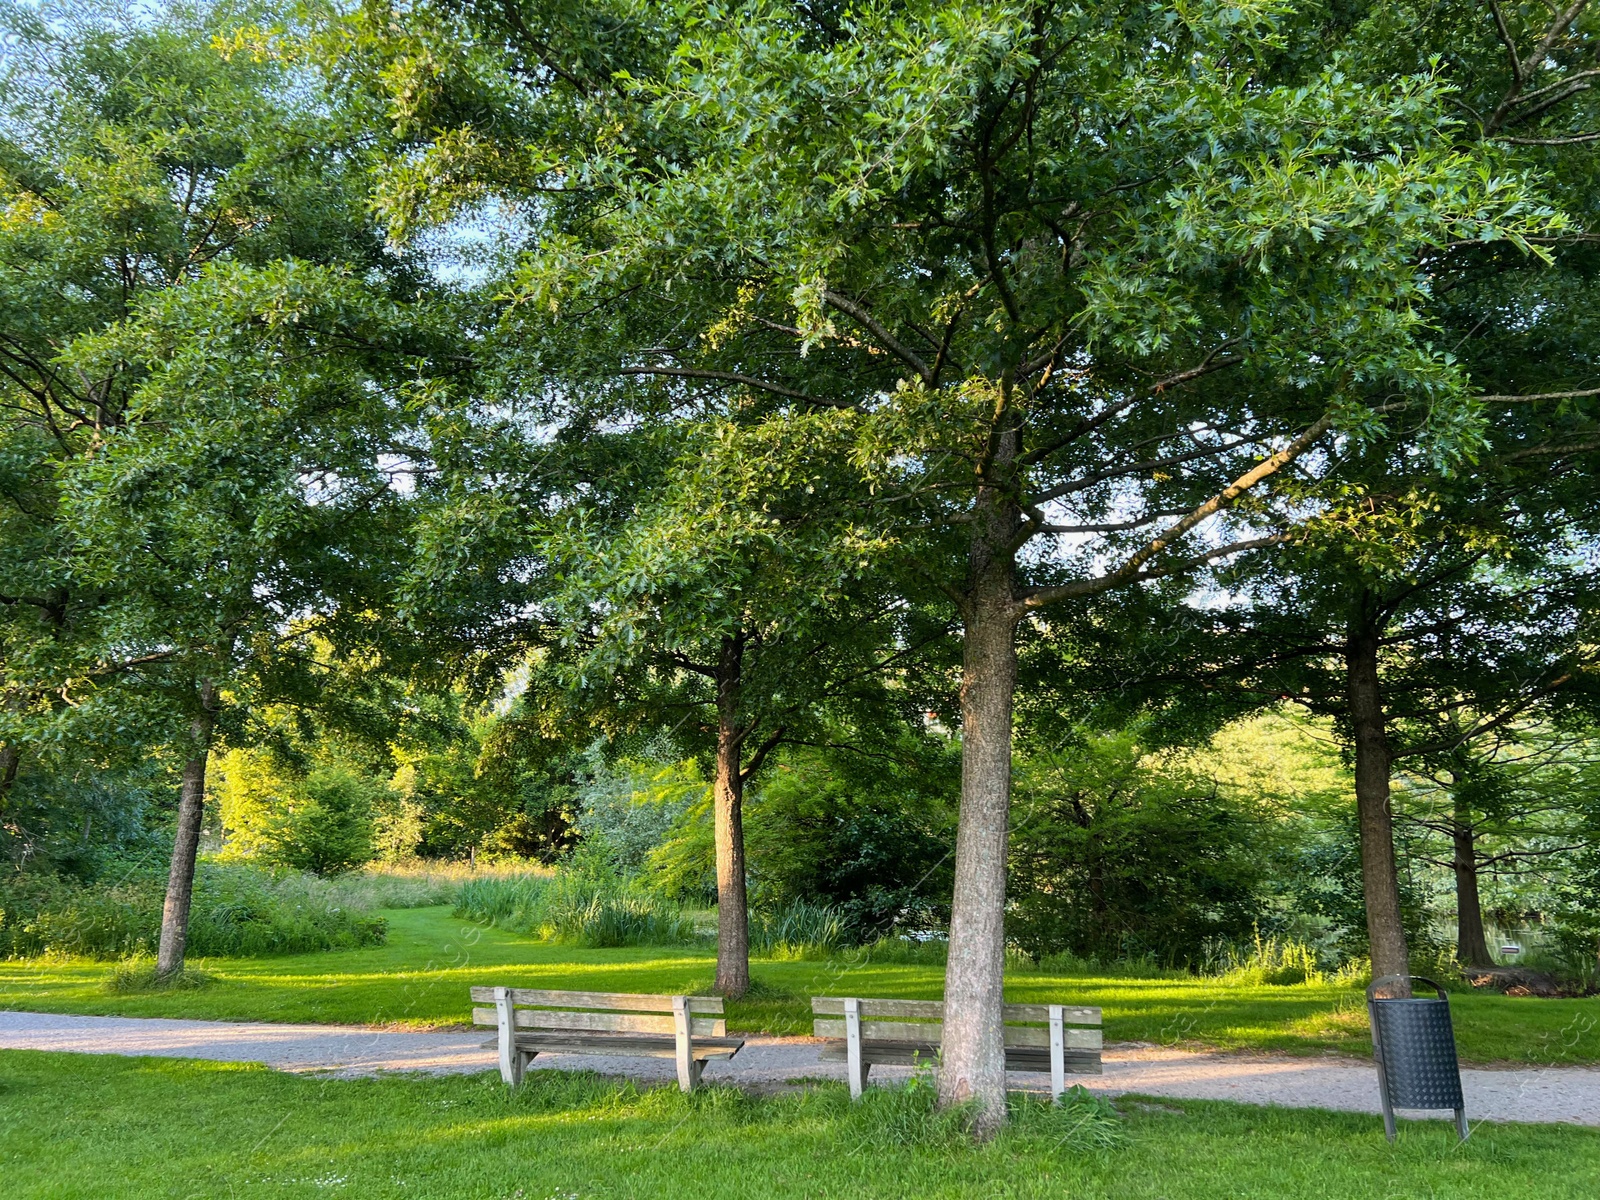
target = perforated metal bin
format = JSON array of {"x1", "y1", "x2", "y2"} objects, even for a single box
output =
[{"x1": 1367, "y1": 974, "x2": 1468, "y2": 1141}]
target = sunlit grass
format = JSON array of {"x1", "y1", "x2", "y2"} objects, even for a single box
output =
[
  {"x1": 4, "y1": 906, "x2": 1597, "y2": 1063},
  {"x1": 2, "y1": 1050, "x2": 1596, "y2": 1200}
]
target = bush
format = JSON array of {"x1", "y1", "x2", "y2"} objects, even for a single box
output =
[
  {"x1": 184, "y1": 867, "x2": 388, "y2": 955},
  {"x1": 745, "y1": 741, "x2": 957, "y2": 942},
  {"x1": 0, "y1": 863, "x2": 387, "y2": 960},
  {"x1": 258, "y1": 766, "x2": 379, "y2": 877},
  {"x1": 1547, "y1": 837, "x2": 1600, "y2": 991},
  {"x1": 1008, "y1": 732, "x2": 1278, "y2": 965}
]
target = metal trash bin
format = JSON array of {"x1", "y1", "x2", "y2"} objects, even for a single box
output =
[{"x1": 1367, "y1": 975, "x2": 1468, "y2": 1141}]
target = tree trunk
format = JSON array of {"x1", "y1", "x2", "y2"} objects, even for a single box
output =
[
  {"x1": 712, "y1": 635, "x2": 750, "y2": 999},
  {"x1": 0, "y1": 743, "x2": 19, "y2": 811},
  {"x1": 156, "y1": 683, "x2": 217, "y2": 978},
  {"x1": 1452, "y1": 795, "x2": 1492, "y2": 968},
  {"x1": 939, "y1": 420, "x2": 1020, "y2": 1135},
  {"x1": 1345, "y1": 624, "x2": 1410, "y2": 989}
]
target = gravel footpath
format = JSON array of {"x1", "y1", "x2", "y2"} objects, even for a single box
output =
[{"x1": 5, "y1": 1010, "x2": 1600, "y2": 1127}]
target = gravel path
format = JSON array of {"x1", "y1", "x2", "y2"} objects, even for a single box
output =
[{"x1": 5, "y1": 1010, "x2": 1600, "y2": 1127}]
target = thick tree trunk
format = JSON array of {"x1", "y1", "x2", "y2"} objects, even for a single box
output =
[
  {"x1": 712, "y1": 635, "x2": 750, "y2": 999},
  {"x1": 1452, "y1": 795, "x2": 1492, "y2": 968},
  {"x1": 1345, "y1": 625, "x2": 1410, "y2": 989},
  {"x1": 939, "y1": 421, "x2": 1020, "y2": 1135},
  {"x1": 156, "y1": 683, "x2": 217, "y2": 979}
]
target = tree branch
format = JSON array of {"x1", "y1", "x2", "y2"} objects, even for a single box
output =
[
  {"x1": 615, "y1": 366, "x2": 845, "y2": 407},
  {"x1": 1501, "y1": 130, "x2": 1600, "y2": 144},
  {"x1": 1019, "y1": 534, "x2": 1289, "y2": 609},
  {"x1": 739, "y1": 725, "x2": 786, "y2": 783},
  {"x1": 1479, "y1": 385, "x2": 1600, "y2": 403},
  {"x1": 821, "y1": 289, "x2": 932, "y2": 384},
  {"x1": 1018, "y1": 409, "x2": 1335, "y2": 610}
]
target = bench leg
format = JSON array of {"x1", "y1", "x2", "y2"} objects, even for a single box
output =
[
  {"x1": 495, "y1": 987, "x2": 523, "y2": 1086},
  {"x1": 845, "y1": 998, "x2": 865, "y2": 1100},
  {"x1": 1049, "y1": 1005, "x2": 1065, "y2": 1102},
  {"x1": 673, "y1": 996, "x2": 698, "y2": 1092}
]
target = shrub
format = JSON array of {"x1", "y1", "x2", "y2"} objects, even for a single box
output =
[
  {"x1": 745, "y1": 741, "x2": 957, "y2": 942},
  {"x1": 258, "y1": 766, "x2": 379, "y2": 877},
  {"x1": 7, "y1": 874, "x2": 156, "y2": 959},
  {"x1": 1008, "y1": 733, "x2": 1278, "y2": 965},
  {"x1": 184, "y1": 867, "x2": 388, "y2": 956}
]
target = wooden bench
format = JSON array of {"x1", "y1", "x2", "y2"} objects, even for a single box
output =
[
  {"x1": 812, "y1": 997, "x2": 1102, "y2": 1099},
  {"x1": 470, "y1": 986, "x2": 745, "y2": 1092}
]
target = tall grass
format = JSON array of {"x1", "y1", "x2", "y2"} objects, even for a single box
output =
[
  {"x1": 748, "y1": 900, "x2": 847, "y2": 958},
  {"x1": 455, "y1": 873, "x2": 702, "y2": 948},
  {"x1": 1202, "y1": 932, "x2": 1325, "y2": 986},
  {"x1": 1, "y1": 864, "x2": 387, "y2": 960},
  {"x1": 318, "y1": 860, "x2": 541, "y2": 910},
  {"x1": 457, "y1": 876, "x2": 861, "y2": 955}
]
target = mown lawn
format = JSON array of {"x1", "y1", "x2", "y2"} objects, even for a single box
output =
[
  {"x1": 1, "y1": 1049, "x2": 1594, "y2": 1200},
  {"x1": 3, "y1": 906, "x2": 1597, "y2": 1064}
]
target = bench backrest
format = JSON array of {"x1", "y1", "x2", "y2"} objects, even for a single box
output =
[
  {"x1": 811, "y1": 997, "x2": 1101, "y2": 1050},
  {"x1": 470, "y1": 987, "x2": 727, "y2": 1037}
]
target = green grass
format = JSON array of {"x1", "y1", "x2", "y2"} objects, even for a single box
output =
[
  {"x1": 1, "y1": 1049, "x2": 1595, "y2": 1199},
  {"x1": 4, "y1": 906, "x2": 1597, "y2": 1063}
]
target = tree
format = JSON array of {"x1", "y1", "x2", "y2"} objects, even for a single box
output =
[
  {"x1": 0, "y1": 0, "x2": 435, "y2": 974},
  {"x1": 1059, "y1": 0, "x2": 1600, "y2": 984},
  {"x1": 353, "y1": 0, "x2": 1574, "y2": 1125},
  {"x1": 1403, "y1": 724, "x2": 1600, "y2": 968},
  {"x1": 416, "y1": 411, "x2": 940, "y2": 995}
]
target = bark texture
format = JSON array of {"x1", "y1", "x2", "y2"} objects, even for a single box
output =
[
  {"x1": 156, "y1": 683, "x2": 217, "y2": 978},
  {"x1": 1345, "y1": 625, "x2": 1411, "y2": 989},
  {"x1": 939, "y1": 421, "x2": 1020, "y2": 1135},
  {"x1": 1452, "y1": 796, "x2": 1492, "y2": 968},
  {"x1": 712, "y1": 636, "x2": 750, "y2": 999}
]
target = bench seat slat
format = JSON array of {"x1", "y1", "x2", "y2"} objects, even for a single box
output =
[
  {"x1": 472, "y1": 1006, "x2": 725, "y2": 1037},
  {"x1": 510, "y1": 1031, "x2": 744, "y2": 1061},
  {"x1": 468, "y1": 986, "x2": 723, "y2": 1014},
  {"x1": 813, "y1": 1018, "x2": 939, "y2": 1043},
  {"x1": 813, "y1": 1018, "x2": 1100, "y2": 1049},
  {"x1": 811, "y1": 997, "x2": 1100, "y2": 1026},
  {"x1": 1000, "y1": 1003, "x2": 1102, "y2": 1025},
  {"x1": 811, "y1": 997, "x2": 944, "y2": 1020},
  {"x1": 818, "y1": 1039, "x2": 1102, "y2": 1075}
]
